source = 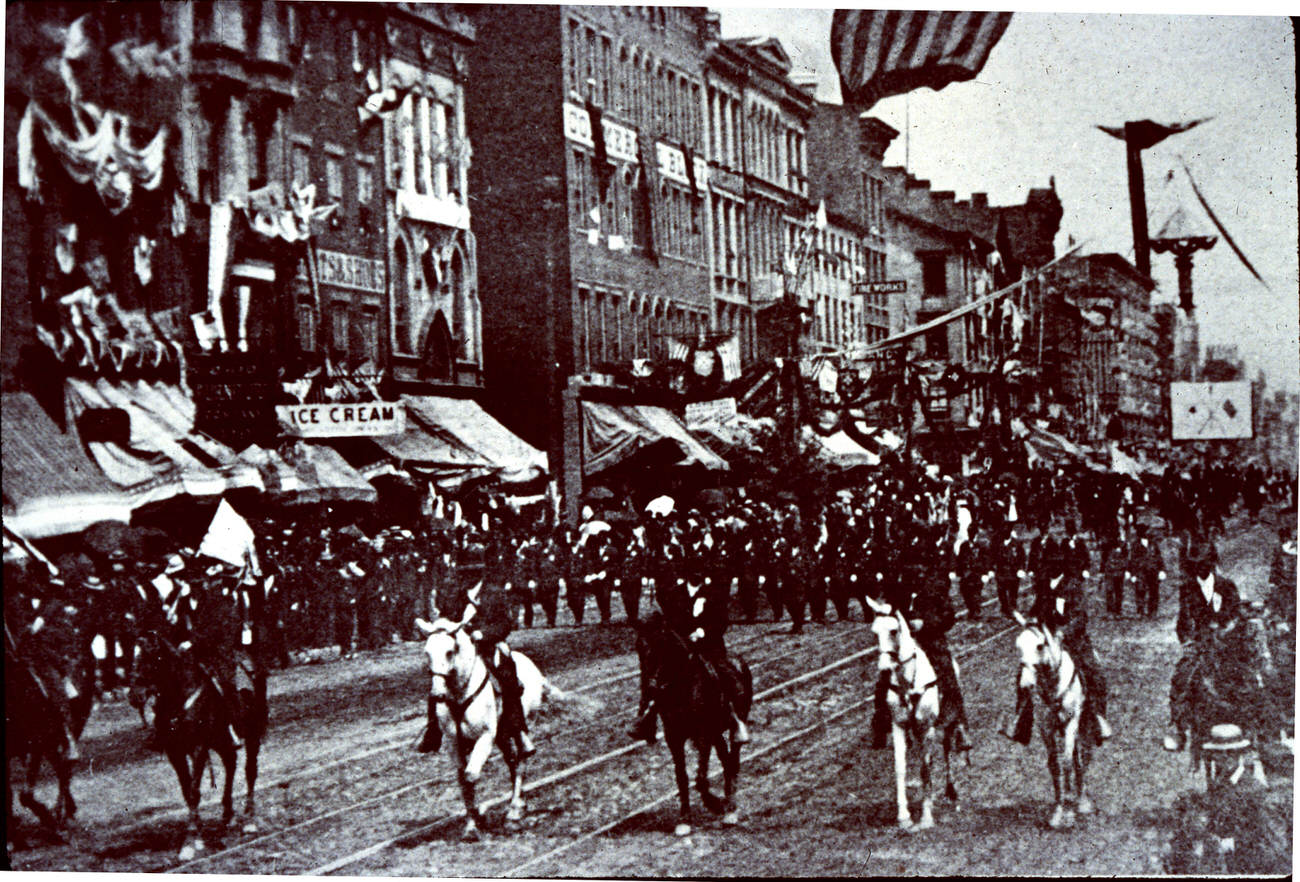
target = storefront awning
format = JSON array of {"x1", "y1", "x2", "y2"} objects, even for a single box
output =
[
  {"x1": 581, "y1": 401, "x2": 728, "y2": 477},
  {"x1": 3, "y1": 393, "x2": 137, "y2": 538},
  {"x1": 373, "y1": 395, "x2": 548, "y2": 488},
  {"x1": 66, "y1": 377, "x2": 264, "y2": 498}
]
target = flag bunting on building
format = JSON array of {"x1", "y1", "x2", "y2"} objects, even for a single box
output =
[
  {"x1": 831, "y1": 11, "x2": 1014, "y2": 112},
  {"x1": 636, "y1": 134, "x2": 659, "y2": 261}
]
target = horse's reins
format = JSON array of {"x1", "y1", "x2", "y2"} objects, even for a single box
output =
[
  {"x1": 1024, "y1": 623, "x2": 1079, "y2": 703},
  {"x1": 881, "y1": 612, "x2": 937, "y2": 702},
  {"x1": 428, "y1": 623, "x2": 491, "y2": 723}
]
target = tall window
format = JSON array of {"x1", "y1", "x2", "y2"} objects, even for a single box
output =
[
  {"x1": 297, "y1": 302, "x2": 316, "y2": 352},
  {"x1": 358, "y1": 311, "x2": 379, "y2": 363},
  {"x1": 921, "y1": 253, "x2": 947, "y2": 300},
  {"x1": 331, "y1": 302, "x2": 350, "y2": 358},
  {"x1": 576, "y1": 287, "x2": 591, "y2": 371},
  {"x1": 393, "y1": 239, "x2": 411, "y2": 353},
  {"x1": 291, "y1": 142, "x2": 311, "y2": 188}
]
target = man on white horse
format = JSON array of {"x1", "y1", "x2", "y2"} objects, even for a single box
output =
[
  {"x1": 416, "y1": 549, "x2": 536, "y2": 758},
  {"x1": 1003, "y1": 550, "x2": 1112, "y2": 745},
  {"x1": 870, "y1": 569, "x2": 973, "y2": 752}
]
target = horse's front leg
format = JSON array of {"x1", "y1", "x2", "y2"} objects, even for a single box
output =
[
  {"x1": 912, "y1": 729, "x2": 935, "y2": 832},
  {"x1": 891, "y1": 721, "x2": 912, "y2": 829},
  {"x1": 53, "y1": 755, "x2": 77, "y2": 827},
  {"x1": 504, "y1": 742, "x2": 526, "y2": 830},
  {"x1": 668, "y1": 736, "x2": 692, "y2": 837},
  {"x1": 1044, "y1": 730, "x2": 1071, "y2": 830},
  {"x1": 241, "y1": 739, "x2": 260, "y2": 833},
  {"x1": 457, "y1": 733, "x2": 493, "y2": 841},
  {"x1": 696, "y1": 738, "x2": 723, "y2": 815},
  {"x1": 171, "y1": 751, "x2": 206, "y2": 861},
  {"x1": 720, "y1": 737, "x2": 741, "y2": 826},
  {"x1": 218, "y1": 747, "x2": 237, "y2": 828},
  {"x1": 1062, "y1": 716, "x2": 1082, "y2": 822}
]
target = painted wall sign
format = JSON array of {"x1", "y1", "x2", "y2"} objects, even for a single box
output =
[
  {"x1": 563, "y1": 103, "x2": 639, "y2": 163},
  {"x1": 275, "y1": 402, "x2": 406, "y2": 437},
  {"x1": 685, "y1": 397, "x2": 738, "y2": 429},
  {"x1": 298, "y1": 249, "x2": 387, "y2": 295},
  {"x1": 855, "y1": 280, "x2": 907, "y2": 295}
]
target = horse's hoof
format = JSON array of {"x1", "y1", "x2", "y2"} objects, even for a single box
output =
[
  {"x1": 896, "y1": 817, "x2": 914, "y2": 832},
  {"x1": 1048, "y1": 807, "x2": 1067, "y2": 829},
  {"x1": 504, "y1": 816, "x2": 523, "y2": 834},
  {"x1": 178, "y1": 839, "x2": 205, "y2": 861},
  {"x1": 721, "y1": 811, "x2": 740, "y2": 827},
  {"x1": 674, "y1": 822, "x2": 692, "y2": 837},
  {"x1": 461, "y1": 824, "x2": 481, "y2": 843},
  {"x1": 241, "y1": 819, "x2": 259, "y2": 834},
  {"x1": 1076, "y1": 796, "x2": 1094, "y2": 815},
  {"x1": 910, "y1": 816, "x2": 935, "y2": 833}
]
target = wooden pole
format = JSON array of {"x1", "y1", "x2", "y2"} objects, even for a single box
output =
[{"x1": 1124, "y1": 121, "x2": 1152, "y2": 277}]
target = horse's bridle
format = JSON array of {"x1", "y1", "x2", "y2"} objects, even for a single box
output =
[
  {"x1": 880, "y1": 612, "x2": 935, "y2": 699},
  {"x1": 427, "y1": 623, "x2": 490, "y2": 720},
  {"x1": 1023, "y1": 624, "x2": 1078, "y2": 702}
]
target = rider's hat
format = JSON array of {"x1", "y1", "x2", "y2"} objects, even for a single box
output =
[{"x1": 1202, "y1": 722, "x2": 1251, "y2": 753}]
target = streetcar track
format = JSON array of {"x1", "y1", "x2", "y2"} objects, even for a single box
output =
[
  {"x1": 292, "y1": 612, "x2": 1009, "y2": 877},
  {"x1": 501, "y1": 623, "x2": 1017, "y2": 878},
  {"x1": 29, "y1": 597, "x2": 1005, "y2": 874},
  {"x1": 165, "y1": 621, "x2": 884, "y2": 874}
]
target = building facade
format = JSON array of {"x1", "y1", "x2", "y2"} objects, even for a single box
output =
[
  {"x1": 469, "y1": 5, "x2": 716, "y2": 459},
  {"x1": 805, "y1": 104, "x2": 896, "y2": 345}
]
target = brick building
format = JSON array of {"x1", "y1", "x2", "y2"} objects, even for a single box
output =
[{"x1": 468, "y1": 5, "x2": 717, "y2": 459}]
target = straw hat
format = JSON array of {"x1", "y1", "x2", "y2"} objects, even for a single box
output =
[{"x1": 1202, "y1": 723, "x2": 1251, "y2": 753}]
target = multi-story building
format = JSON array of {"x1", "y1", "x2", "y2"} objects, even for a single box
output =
[
  {"x1": 468, "y1": 5, "x2": 715, "y2": 457},
  {"x1": 1040, "y1": 253, "x2": 1162, "y2": 443},
  {"x1": 805, "y1": 104, "x2": 896, "y2": 344},
  {"x1": 716, "y1": 37, "x2": 815, "y2": 363},
  {"x1": 882, "y1": 171, "x2": 1062, "y2": 451},
  {"x1": 4, "y1": 1, "x2": 489, "y2": 439},
  {"x1": 807, "y1": 210, "x2": 872, "y2": 353}
]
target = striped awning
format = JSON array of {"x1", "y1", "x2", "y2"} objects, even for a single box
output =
[{"x1": 2, "y1": 392, "x2": 136, "y2": 538}]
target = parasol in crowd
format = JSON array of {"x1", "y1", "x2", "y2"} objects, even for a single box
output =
[
  {"x1": 579, "y1": 519, "x2": 611, "y2": 538},
  {"x1": 585, "y1": 486, "x2": 615, "y2": 502},
  {"x1": 645, "y1": 495, "x2": 676, "y2": 517}
]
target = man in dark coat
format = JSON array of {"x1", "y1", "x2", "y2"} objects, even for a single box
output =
[
  {"x1": 1266, "y1": 526, "x2": 1296, "y2": 629},
  {"x1": 1128, "y1": 523, "x2": 1167, "y2": 619},
  {"x1": 870, "y1": 571, "x2": 973, "y2": 751},
  {"x1": 993, "y1": 525, "x2": 1027, "y2": 617},
  {"x1": 1003, "y1": 552, "x2": 1112, "y2": 746},
  {"x1": 1165, "y1": 536, "x2": 1242, "y2": 751}
]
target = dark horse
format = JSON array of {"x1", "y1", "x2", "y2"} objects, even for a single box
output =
[
  {"x1": 633, "y1": 612, "x2": 753, "y2": 836},
  {"x1": 130, "y1": 629, "x2": 268, "y2": 860},
  {"x1": 4, "y1": 618, "x2": 96, "y2": 842}
]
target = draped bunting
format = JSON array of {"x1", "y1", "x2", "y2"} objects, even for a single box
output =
[{"x1": 21, "y1": 102, "x2": 167, "y2": 212}]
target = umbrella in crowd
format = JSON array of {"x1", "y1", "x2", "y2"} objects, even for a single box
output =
[{"x1": 645, "y1": 495, "x2": 676, "y2": 517}]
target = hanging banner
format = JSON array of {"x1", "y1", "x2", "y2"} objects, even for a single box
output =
[
  {"x1": 275, "y1": 402, "x2": 406, "y2": 438},
  {"x1": 1169, "y1": 381, "x2": 1252, "y2": 440},
  {"x1": 685, "y1": 397, "x2": 738, "y2": 429}
]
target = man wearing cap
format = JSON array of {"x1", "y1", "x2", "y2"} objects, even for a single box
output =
[
  {"x1": 415, "y1": 545, "x2": 535, "y2": 757},
  {"x1": 1166, "y1": 536, "x2": 1241, "y2": 751},
  {"x1": 871, "y1": 569, "x2": 973, "y2": 751},
  {"x1": 1003, "y1": 553, "x2": 1113, "y2": 746}
]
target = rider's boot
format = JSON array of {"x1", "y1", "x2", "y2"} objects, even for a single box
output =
[
  {"x1": 628, "y1": 702, "x2": 659, "y2": 743},
  {"x1": 952, "y1": 721, "x2": 973, "y2": 752},
  {"x1": 1162, "y1": 722, "x2": 1187, "y2": 752},
  {"x1": 999, "y1": 687, "x2": 1034, "y2": 745},
  {"x1": 730, "y1": 710, "x2": 751, "y2": 744},
  {"x1": 870, "y1": 672, "x2": 891, "y2": 749},
  {"x1": 416, "y1": 695, "x2": 442, "y2": 753}
]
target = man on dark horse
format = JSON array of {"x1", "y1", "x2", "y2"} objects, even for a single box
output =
[
  {"x1": 870, "y1": 566, "x2": 974, "y2": 752},
  {"x1": 628, "y1": 532, "x2": 750, "y2": 746},
  {"x1": 1164, "y1": 535, "x2": 1242, "y2": 751},
  {"x1": 1003, "y1": 548, "x2": 1113, "y2": 745},
  {"x1": 415, "y1": 545, "x2": 536, "y2": 758}
]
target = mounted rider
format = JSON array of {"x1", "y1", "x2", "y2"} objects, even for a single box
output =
[
  {"x1": 416, "y1": 544, "x2": 535, "y2": 758},
  {"x1": 1164, "y1": 534, "x2": 1242, "y2": 751},
  {"x1": 1003, "y1": 544, "x2": 1112, "y2": 746},
  {"x1": 869, "y1": 567, "x2": 974, "y2": 752},
  {"x1": 629, "y1": 522, "x2": 750, "y2": 746}
]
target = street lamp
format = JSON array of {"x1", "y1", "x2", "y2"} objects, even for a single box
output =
[{"x1": 1151, "y1": 207, "x2": 1217, "y2": 315}]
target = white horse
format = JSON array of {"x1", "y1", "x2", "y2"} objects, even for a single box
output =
[
  {"x1": 415, "y1": 616, "x2": 553, "y2": 841},
  {"x1": 1010, "y1": 611, "x2": 1092, "y2": 829},
  {"x1": 865, "y1": 596, "x2": 959, "y2": 832}
]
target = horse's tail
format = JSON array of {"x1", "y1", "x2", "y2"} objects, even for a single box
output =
[
  {"x1": 536, "y1": 678, "x2": 603, "y2": 721},
  {"x1": 733, "y1": 656, "x2": 754, "y2": 721}
]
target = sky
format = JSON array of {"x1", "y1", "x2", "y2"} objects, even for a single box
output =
[{"x1": 717, "y1": 6, "x2": 1298, "y2": 393}]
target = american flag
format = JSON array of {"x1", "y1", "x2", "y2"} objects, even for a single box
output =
[{"x1": 831, "y1": 11, "x2": 1013, "y2": 112}]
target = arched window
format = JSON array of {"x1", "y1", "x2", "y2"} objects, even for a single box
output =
[
  {"x1": 392, "y1": 237, "x2": 411, "y2": 354},
  {"x1": 421, "y1": 310, "x2": 453, "y2": 381},
  {"x1": 449, "y1": 248, "x2": 471, "y2": 361}
]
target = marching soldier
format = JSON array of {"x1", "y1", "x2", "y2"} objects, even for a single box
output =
[
  {"x1": 1129, "y1": 523, "x2": 1167, "y2": 619},
  {"x1": 1101, "y1": 536, "x2": 1129, "y2": 617}
]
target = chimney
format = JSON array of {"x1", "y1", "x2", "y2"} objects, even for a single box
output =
[
  {"x1": 703, "y1": 11, "x2": 721, "y2": 42},
  {"x1": 971, "y1": 192, "x2": 988, "y2": 210},
  {"x1": 932, "y1": 190, "x2": 955, "y2": 203}
]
